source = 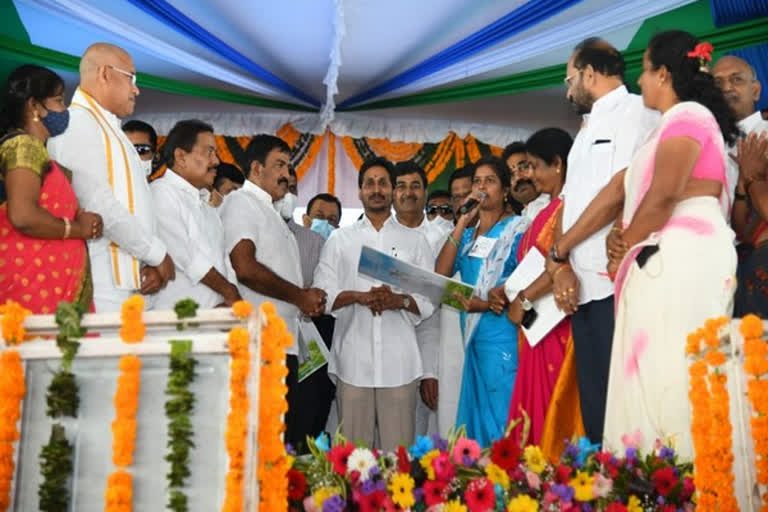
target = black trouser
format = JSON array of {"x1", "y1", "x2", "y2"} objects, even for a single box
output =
[
  {"x1": 284, "y1": 315, "x2": 336, "y2": 454},
  {"x1": 571, "y1": 295, "x2": 615, "y2": 446}
]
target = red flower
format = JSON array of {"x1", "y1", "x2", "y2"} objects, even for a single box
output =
[
  {"x1": 358, "y1": 490, "x2": 388, "y2": 512},
  {"x1": 686, "y1": 42, "x2": 714, "y2": 62},
  {"x1": 605, "y1": 503, "x2": 627, "y2": 512},
  {"x1": 651, "y1": 466, "x2": 678, "y2": 497},
  {"x1": 464, "y1": 477, "x2": 496, "y2": 512},
  {"x1": 595, "y1": 451, "x2": 613, "y2": 466},
  {"x1": 424, "y1": 480, "x2": 449, "y2": 506},
  {"x1": 433, "y1": 453, "x2": 455, "y2": 481},
  {"x1": 287, "y1": 469, "x2": 307, "y2": 501},
  {"x1": 555, "y1": 463, "x2": 573, "y2": 483},
  {"x1": 681, "y1": 476, "x2": 695, "y2": 500},
  {"x1": 396, "y1": 445, "x2": 411, "y2": 474},
  {"x1": 490, "y1": 436, "x2": 520, "y2": 471},
  {"x1": 327, "y1": 442, "x2": 355, "y2": 476}
]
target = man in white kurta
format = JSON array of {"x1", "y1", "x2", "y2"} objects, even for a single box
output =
[
  {"x1": 150, "y1": 120, "x2": 240, "y2": 309},
  {"x1": 313, "y1": 159, "x2": 434, "y2": 450},
  {"x1": 48, "y1": 43, "x2": 173, "y2": 312}
]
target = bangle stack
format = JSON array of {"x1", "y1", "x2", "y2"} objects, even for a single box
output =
[
  {"x1": 448, "y1": 234, "x2": 460, "y2": 248},
  {"x1": 62, "y1": 217, "x2": 71, "y2": 239}
]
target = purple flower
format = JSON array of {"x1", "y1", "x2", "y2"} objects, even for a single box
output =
[
  {"x1": 583, "y1": 504, "x2": 593, "y2": 512},
  {"x1": 413, "y1": 487, "x2": 424, "y2": 502},
  {"x1": 285, "y1": 443, "x2": 296, "y2": 456},
  {"x1": 565, "y1": 442, "x2": 579, "y2": 458},
  {"x1": 551, "y1": 483, "x2": 574, "y2": 503},
  {"x1": 659, "y1": 446, "x2": 675, "y2": 460},
  {"x1": 625, "y1": 447, "x2": 637, "y2": 460},
  {"x1": 322, "y1": 495, "x2": 345, "y2": 512},
  {"x1": 431, "y1": 433, "x2": 449, "y2": 452},
  {"x1": 657, "y1": 495, "x2": 666, "y2": 505},
  {"x1": 361, "y1": 480, "x2": 378, "y2": 495}
]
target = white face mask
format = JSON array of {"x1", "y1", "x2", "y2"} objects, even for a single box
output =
[
  {"x1": 275, "y1": 193, "x2": 297, "y2": 220},
  {"x1": 430, "y1": 215, "x2": 454, "y2": 232},
  {"x1": 140, "y1": 159, "x2": 153, "y2": 176}
]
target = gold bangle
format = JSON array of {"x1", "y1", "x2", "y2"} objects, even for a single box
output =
[
  {"x1": 62, "y1": 217, "x2": 71, "y2": 239},
  {"x1": 550, "y1": 264, "x2": 569, "y2": 280}
]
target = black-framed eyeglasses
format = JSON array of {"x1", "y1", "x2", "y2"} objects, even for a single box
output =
[
  {"x1": 511, "y1": 160, "x2": 531, "y2": 173},
  {"x1": 427, "y1": 205, "x2": 453, "y2": 216},
  {"x1": 133, "y1": 143, "x2": 153, "y2": 155}
]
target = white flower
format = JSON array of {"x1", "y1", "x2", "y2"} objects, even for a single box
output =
[
  {"x1": 592, "y1": 472, "x2": 613, "y2": 498},
  {"x1": 346, "y1": 448, "x2": 378, "y2": 480}
]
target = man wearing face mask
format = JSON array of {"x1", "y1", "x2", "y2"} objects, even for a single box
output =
[
  {"x1": 122, "y1": 119, "x2": 157, "y2": 178},
  {"x1": 303, "y1": 192, "x2": 342, "y2": 239},
  {"x1": 48, "y1": 42, "x2": 175, "y2": 312},
  {"x1": 221, "y1": 134, "x2": 327, "y2": 449},
  {"x1": 149, "y1": 120, "x2": 240, "y2": 309}
]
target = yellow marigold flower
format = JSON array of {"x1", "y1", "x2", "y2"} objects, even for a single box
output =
[
  {"x1": 507, "y1": 494, "x2": 539, "y2": 512},
  {"x1": 231, "y1": 300, "x2": 253, "y2": 319},
  {"x1": 444, "y1": 499, "x2": 468, "y2": 512},
  {"x1": 523, "y1": 445, "x2": 546, "y2": 473},
  {"x1": 569, "y1": 470, "x2": 594, "y2": 502},
  {"x1": 627, "y1": 495, "x2": 642, "y2": 512},
  {"x1": 485, "y1": 462, "x2": 510, "y2": 490},
  {"x1": 388, "y1": 472, "x2": 415, "y2": 509},
  {"x1": 420, "y1": 450, "x2": 440, "y2": 480}
]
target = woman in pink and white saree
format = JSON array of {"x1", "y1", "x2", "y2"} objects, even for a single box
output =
[{"x1": 602, "y1": 32, "x2": 741, "y2": 460}]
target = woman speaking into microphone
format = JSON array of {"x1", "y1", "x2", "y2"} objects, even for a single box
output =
[{"x1": 435, "y1": 157, "x2": 529, "y2": 446}]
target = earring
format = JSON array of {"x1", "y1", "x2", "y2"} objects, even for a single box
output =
[
  {"x1": 555, "y1": 167, "x2": 561, "y2": 174},
  {"x1": 33, "y1": 113, "x2": 39, "y2": 122}
]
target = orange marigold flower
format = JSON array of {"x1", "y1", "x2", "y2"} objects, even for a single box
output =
[
  {"x1": 705, "y1": 349, "x2": 727, "y2": 367},
  {"x1": 232, "y1": 300, "x2": 254, "y2": 319},
  {"x1": 746, "y1": 357, "x2": 768, "y2": 377},
  {"x1": 0, "y1": 300, "x2": 32, "y2": 345},
  {"x1": 690, "y1": 360, "x2": 708, "y2": 377},
  {"x1": 741, "y1": 314, "x2": 764, "y2": 339}
]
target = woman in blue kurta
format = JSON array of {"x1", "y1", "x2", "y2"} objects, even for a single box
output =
[{"x1": 436, "y1": 157, "x2": 529, "y2": 447}]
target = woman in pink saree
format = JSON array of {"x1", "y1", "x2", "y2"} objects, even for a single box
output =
[
  {"x1": 549, "y1": 31, "x2": 740, "y2": 459},
  {"x1": 500, "y1": 128, "x2": 584, "y2": 459}
]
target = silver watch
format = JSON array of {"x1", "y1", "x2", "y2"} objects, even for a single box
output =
[
  {"x1": 402, "y1": 296, "x2": 411, "y2": 309},
  {"x1": 519, "y1": 293, "x2": 533, "y2": 311}
]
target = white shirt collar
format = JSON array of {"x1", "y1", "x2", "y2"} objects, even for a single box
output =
[
  {"x1": 739, "y1": 111, "x2": 766, "y2": 133},
  {"x1": 242, "y1": 179, "x2": 274, "y2": 206},
  {"x1": 162, "y1": 168, "x2": 206, "y2": 199},
  {"x1": 589, "y1": 84, "x2": 629, "y2": 118},
  {"x1": 359, "y1": 211, "x2": 395, "y2": 230},
  {"x1": 72, "y1": 87, "x2": 121, "y2": 129}
]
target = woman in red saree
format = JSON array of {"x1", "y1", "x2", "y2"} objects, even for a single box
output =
[
  {"x1": 0, "y1": 65, "x2": 102, "y2": 314},
  {"x1": 503, "y1": 128, "x2": 584, "y2": 458}
]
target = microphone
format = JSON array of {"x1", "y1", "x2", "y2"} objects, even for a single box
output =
[{"x1": 458, "y1": 192, "x2": 487, "y2": 216}]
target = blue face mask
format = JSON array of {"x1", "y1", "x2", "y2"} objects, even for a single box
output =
[
  {"x1": 310, "y1": 218, "x2": 335, "y2": 240},
  {"x1": 41, "y1": 108, "x2": 70, "y2": 138}
]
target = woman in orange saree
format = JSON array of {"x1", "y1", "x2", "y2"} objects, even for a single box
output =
[
  {"x1": 503, "y1": 128, "x2": 584, "y2": 459},
  {"x1": 0, "y1": 65, "x2": 102, "y2": 314}
]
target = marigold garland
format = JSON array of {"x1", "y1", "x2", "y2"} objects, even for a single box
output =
[
  {"x1": 0, "y1": 350, "x2": 25, "y2": 511},
  {"x1": 231, "y1": 300, "x2": 254, "y2": 320},
  {"x1": 686, "y1": 316, "x2": 738, "y2": 510},
  {"x1": 257, "y1": 302, "x2": 293, "y2": 512},
  {"x1": 119, "y1": 295, "x2": 145, "y2": 343},
  {"x1": 222, "y1": 326, "x2": 250, "y2": 512},
  {"x1": 742, "y1": 314, "x2": 768, "y2": 510},
  {"x1": 0, "y1": 300, "x2": 32, "y2": 345},
  {"x1": 105, "y1": 355, "x2": 142, "y2": 512}
]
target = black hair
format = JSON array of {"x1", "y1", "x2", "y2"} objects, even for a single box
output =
[
  {"x1": 122, "y1": 119, "x2": 158, "y2": 150},
  {"x1": 472, "y1": 156, "x2": 511, "y2": 188},
  {"x1": 287, "y1": 165, "x2": 297, "y2": 178},
  {"x1": 647, "y1": 30, "x2": 740, "y2": 146},
  {"x1": 392, "y1": 161, "x2": 427, "y2": 188},
  {"x1": 358, "y1": 156, "x2": 394, "y2": 188},
  {"x1": 448, "y1": 164, "x2": 475, "y2": 193},
  {"x1": 501, "y1": 141, "x2": 526, "y2": 162},
  {"x1": 214, "y1": 162, "x2": 245, "y2": 190},
  {"x1": 525, "y1": 127, "x2": 574, "y2": 180},
  {"x1": 427, "y1": 189, "x2": 451, "y2": 202},
  {"x1": 307, "y1": 193, "x2": 342, "y2": 220},
  {"x1": 245, "y1": 134, "x2": 291, "y2": 170},
  {"x1": 572, "y1": 37, "x2": 625, "y2": 79},
  {"x1": 0, "y1": 64, "x2": 64, "y2": 136},
  {"x1": 160, "y1": 119, "x2": 214, "y2": 168}
]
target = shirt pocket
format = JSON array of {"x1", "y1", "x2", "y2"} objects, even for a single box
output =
[{"x1": 590, "y1": 140, "x2": 615, "y2": 181}]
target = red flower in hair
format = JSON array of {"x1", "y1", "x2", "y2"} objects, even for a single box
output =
[{"x1": 687, "y1": 42, "x2": 714, "y2": 62}]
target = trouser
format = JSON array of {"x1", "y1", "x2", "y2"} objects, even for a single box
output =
[
  {"x1": 336, "y1": 380, "x2": 419, "y2": 450},
  {"x1": 571, "y1": 295, "x2": 615, "y2": 445},
  {"x1": 284, "y1": 355, "x2": 302, "y2": 450},
  {"x1": 291, "y1": 368, "x2": 336, "y2": 454},
  {"x1": 414, "y1": 384, "x2": 438, "y2": 437}
]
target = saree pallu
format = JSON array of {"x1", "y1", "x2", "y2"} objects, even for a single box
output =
[
  {"x1": 0, "y1": 161, "x2": 92, "y2": 313},
  {"x1": 506, "y1": 198, "x2": 584, "y2": 459}
]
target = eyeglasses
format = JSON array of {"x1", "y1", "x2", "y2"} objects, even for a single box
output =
[
  {"x1": 427, "y1": 205, "x2": 453, "y2": 216},
  {"x1": 108, "y1": 65, "x2": 137, "y2": 86},
  {"x1": 564, "y1": 69, "x2": 582, "y2": 87},
  {"x1": 510, "y1": 161, "x2": 531, "y2": 173},
  {"x1": 133, "y1": 143, "x2": 153, "y2": 155}
]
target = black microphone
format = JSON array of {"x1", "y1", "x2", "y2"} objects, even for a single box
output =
[{"x1": 458, "y1": 192, "x2": 487, "y2": 216}]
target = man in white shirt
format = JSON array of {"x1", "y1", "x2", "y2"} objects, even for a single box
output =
[
  {"x1": 391, "y1": 161, "x2": 447, "y2": 438},
  {"x1": 150, "y1": 120, "x2": 240, "y2": 309},
  {"x1": 547, "y1": 38, "x2": 658, "y2": 445},
  {"x1": 220, "y1": 134, "x2": 326, "y2": 449},
  {"x1": 48, "y1": 43, "x2": 174, "y2": 312},
  {"x1": 313, "y1": 157, "x2": 435, "y2": 449}
]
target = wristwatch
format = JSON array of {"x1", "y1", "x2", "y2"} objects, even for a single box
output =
[
  {"x1": 549, "y1": 244, "x2": 568, "y2": 264},
  {"x1": 402, "y1": 296, "x2": 411, "y2": 309},
  {"x1": 518, "y1": 293, "x2": 533, "y2": 311}
]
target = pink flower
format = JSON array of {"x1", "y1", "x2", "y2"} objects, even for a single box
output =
[
  {"x1": 592, "y1": 473, "x2": 613, "y2": 498},
  {"x1": 432, "y1": 453, "x2": 456, "y2": 481},
  {"x1": 303, "y1": 496, "x2": 320, "y2": 512},
  {"x1": 452, "y1": 438, "x2": 481, "y2": 465},
  {"x1": 621, "y1": 429, "x2": 643, "y2": 450},
  {"x1": 525, "y1": 470, "x2": 541, "y2": 490}
]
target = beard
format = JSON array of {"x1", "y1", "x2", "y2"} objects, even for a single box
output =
[{"x1": 568, "y1": 83, "x2": 595, "y2": 115}]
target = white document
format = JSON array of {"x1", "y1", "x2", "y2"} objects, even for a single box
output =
[{"x1": 503, "y1": 248, "x2": 566, "y2": 347}]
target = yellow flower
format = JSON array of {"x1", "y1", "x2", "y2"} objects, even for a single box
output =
[
  {"x1": 444, "y1": 499, "x2": 468, "y2": 512},
  {"x1": 569, "y1": 471, "x2": 594, "y2": 502},
  {"x1": 388, "y1": 472, "x2": 415, "y2": 509},
  {"x1": 507, "y1": 494, "x2": 539, "y2": 512},
  {"x1": 485, "y1": 462, "x2": 510, "y2": 490},
  {"x1": 523, "y1": 445, "x2": 546, "y2": 473},
  {"x1": 627, "y1": 495, "x2": 642, "y2": 512},
  {"x1": 420, "y1": 449, "x2": 440, "y2": 480},
  {"x1": 313, "y1": 487, "x2": 338, "y2": 508}
]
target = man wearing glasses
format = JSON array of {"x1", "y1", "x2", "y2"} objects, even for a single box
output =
[
  {"x1": 48, "y1": 43, "x2": 175, "y2": 312},
  {"x1": 425, "y1": 190, "x2": 453, "y2": 223},
  {"x1": 122, "y1": 119, "x2": 158, "y2": 177}
]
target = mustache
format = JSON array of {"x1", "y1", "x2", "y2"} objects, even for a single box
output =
[
  {"x1": 368, "y1": 194, "x2": 386, "y2": 201},
  {"x1": 514, "y1": 179, "x2": 534, "y2": 191}
]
